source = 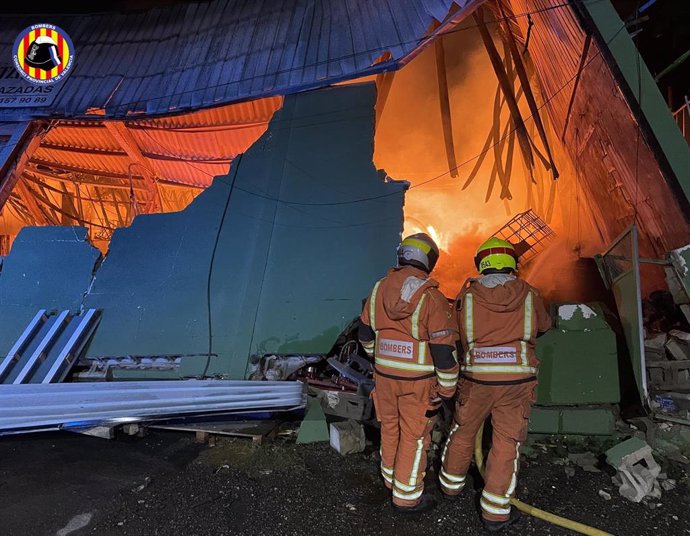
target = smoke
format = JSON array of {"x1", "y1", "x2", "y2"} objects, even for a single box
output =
[
  {"x1": 373, "y1": 19, "x2": 607, "y2": 300},
  {"x1": 375, "y1": 22, "x2": 533, "y2": 296}
]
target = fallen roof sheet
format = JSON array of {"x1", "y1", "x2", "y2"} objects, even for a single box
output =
[
  {"x1": 0, "y1": 0, "x2": 484, "y2": 120},
  {"x1": 0, "y1": 380, "x2": 305, "y2": 435}
]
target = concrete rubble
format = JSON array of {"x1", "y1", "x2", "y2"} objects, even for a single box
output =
[
  {"x1": 329, "y1": 420, "x2": 366, "y2": 455},
  {"x1": 644, "y1": 244, "x2": 690, "y2": 396},
  {"x1": 568, "y1": 452, "x2": 601, "y2": 473},
  {"x1": 606, "y1": 437, "x2": 662, "y2": 503}
]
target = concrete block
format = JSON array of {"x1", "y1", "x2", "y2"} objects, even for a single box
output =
[
  {"x1": 528, "y1": 407, "x2": 560, "y2": 434},
  {"x1": 645, "y1": 333, "x2": 668, "y2": 362},
  {"x1": 669, "y1": 245, "x2": 690, "y2": 296},
  {"x1": 536, "y1": 305, "x2": 620, "y2": 405},
  {"x1": 606, "y1": 438, "x2": 661, "y2": 502},
  {"x1": 666, "y1": 331, "x2": 690, "y2": 361},
  {"x1": 561, "y1": 408, "x2": 616, "y2": 436},
  {"x1": 528, "y1": 407, "x2": 616, "y2": 436},
  {"x1": 297, "y1": 398, "x2": 330, "y2": 444},
  {"x1": 329, "y1": 420, "x2": 365, "y2": 455}
]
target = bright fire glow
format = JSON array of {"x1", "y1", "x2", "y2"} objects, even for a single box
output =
[{"x1": 374, "y1": 22, "x2": 596, "y2": 298}]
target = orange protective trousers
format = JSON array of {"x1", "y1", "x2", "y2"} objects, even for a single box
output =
[
  {"x1": 440, "y1": 378, "x2": 536, "y2": 521},
  {"x1": 372, "y1": 374, "x2": 437, "y2": 507}
]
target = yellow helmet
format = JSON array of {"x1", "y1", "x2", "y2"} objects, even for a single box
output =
[{"x1": 474, "y1": 237, "x2": 518, "y2": 274}]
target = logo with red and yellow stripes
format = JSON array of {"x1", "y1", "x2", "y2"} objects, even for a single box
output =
[{"x1": 12, "y1": 24, "x2": 74, "y2": 85}]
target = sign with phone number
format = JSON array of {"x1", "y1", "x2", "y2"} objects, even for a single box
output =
[{"x1": 0, "y1": 74, "x2": 59, "y2": 108}]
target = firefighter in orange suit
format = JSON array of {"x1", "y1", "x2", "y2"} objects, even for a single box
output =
[
  {"x1": 440, "y1": 237, "x2": 551, "y2": 532},
  {"x1": 359, "y1": 233, "x2": 459, "y2": 514}
]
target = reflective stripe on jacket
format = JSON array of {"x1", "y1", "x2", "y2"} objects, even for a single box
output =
[
  {"x1": 369, "y1": 279, "x2": 435, "y2": 377},
  {"x1": 361, "y1": 266, "x2": 458, "y2": 381},
  {"x1": 456, "y1": 277, "x2": 550, "y2": 383}
]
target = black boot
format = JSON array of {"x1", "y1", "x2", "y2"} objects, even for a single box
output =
[
  {"x1": 393, "y1": 494, "x2": 436, "y2": 515},
  {"x1": 482, "y1": 507, "x2": 521, "y2": 532}
]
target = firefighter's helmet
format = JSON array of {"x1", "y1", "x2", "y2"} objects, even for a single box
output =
[
  {"x1": 24, "y1": 35, "x2": 61, "y2": 71},
  {"x1": 397, "y1": 233, "x2": 440, "y2": 273},
  {"x1": 475, "y1": 237, "x2": 518, "y2": 274}
]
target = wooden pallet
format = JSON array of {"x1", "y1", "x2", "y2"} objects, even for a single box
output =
[{"x1": 150, "y1": 420, "x2": 280, "y2": 446}]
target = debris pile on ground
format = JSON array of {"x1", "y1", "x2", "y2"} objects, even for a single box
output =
[
  {"x1": 645, "y1": 246, "x2": 690, "y2": 395},
  {"x1": 666, "y1": 245, "x2": 690, "y2": 325}
]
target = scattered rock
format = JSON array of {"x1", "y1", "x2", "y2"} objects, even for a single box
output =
[
  {"x1": 598, "y1": 490, "x2": 612, "y2": 501},
  {"x1": 56, "y1": 512, "x2": 94, "y2": 536},
  {"x1": 661, "y1": 479, "x2": 677, "y2": 491},
  {"x1": 132, "y1": 477, "x2": 152, "y2": 493},
  {"x1": 568, "y1": 452, "x2": 601, "y2": 473}
]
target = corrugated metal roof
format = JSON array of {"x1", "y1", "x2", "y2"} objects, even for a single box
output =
[
  {"x1": 27, "y1": 96, "x2": 284, "y2": 192},
  {"x1": 0, "y1": 0, "x2": 481, "y2": 120}
]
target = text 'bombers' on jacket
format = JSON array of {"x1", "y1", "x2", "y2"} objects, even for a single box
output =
[
  {"x1": 455, "y1": 274, "x2": 551, "y2": 384},
  {"x1": 359, "y1": 265, "x2": 459, "y2": 397}
]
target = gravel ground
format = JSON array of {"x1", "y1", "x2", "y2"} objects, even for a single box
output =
[{"x1": 1, "y1": 430, "x2": 688, "y2": 536}]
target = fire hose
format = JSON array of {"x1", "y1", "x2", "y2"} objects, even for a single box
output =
[{"x1": 474, "y1": 423, "x2": 616, "y2": 536}]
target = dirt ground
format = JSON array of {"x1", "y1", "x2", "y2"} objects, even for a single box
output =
[{"x1": 1, "y1": 429, "x2": 689, "y2": 536}]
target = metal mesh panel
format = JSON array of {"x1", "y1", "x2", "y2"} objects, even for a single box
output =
[{"x1": 492, "y1": 210, "x2": 556, "y2": 265}]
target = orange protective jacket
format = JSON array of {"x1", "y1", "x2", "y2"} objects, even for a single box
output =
[
  {"x1": 360, "y1": 266, "x2": 460, "y2": 396},
  {"x1": 455, "y1": 275, "x2": 551, "y2": 383}
]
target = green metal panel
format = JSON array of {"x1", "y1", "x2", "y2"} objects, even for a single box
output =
[
  {"x1": 600, "y1": 226, "x2": 648, "y2": 407},
  {"x1": 297, "y1": 398, "x2": 330, "y2": 444},
  {"x1": 83, "y1": 84, "x2": 405, "y2": 378},
  {"x1": 0, "y1": 226, "x2": 100, "y2": 312},
  {"x1": 0, "y1": 226, "x2": 101, "y2": 355},
  {"x1": 536, "y1": 303, "x2": 620, "y2": 406},
  {"x1": 583, "y1": 0, "x2": 690, "y2": 205}
]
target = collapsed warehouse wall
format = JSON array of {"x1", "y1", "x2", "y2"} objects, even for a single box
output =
[
  {"x1": 28, "y1": 83, "x2": 402, "y2": 379},
  {"x1": 508, "y1": 0, "x2": 690, "y2": 258}
]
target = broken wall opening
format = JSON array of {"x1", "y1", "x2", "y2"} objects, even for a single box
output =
[
  {"x1": 373, "y1": 2, "x2": 689, "y2": 305},
  {"x1": 0, "y1": 96, "x2": 283, "y2": 252},
  {"x1": 373, "y1": 9, "x2": 602, "y2": 301}
]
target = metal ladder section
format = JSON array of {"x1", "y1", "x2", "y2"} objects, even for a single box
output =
[{"x1": 0, "y1": 309, "x2": 101, "y2": 384}]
